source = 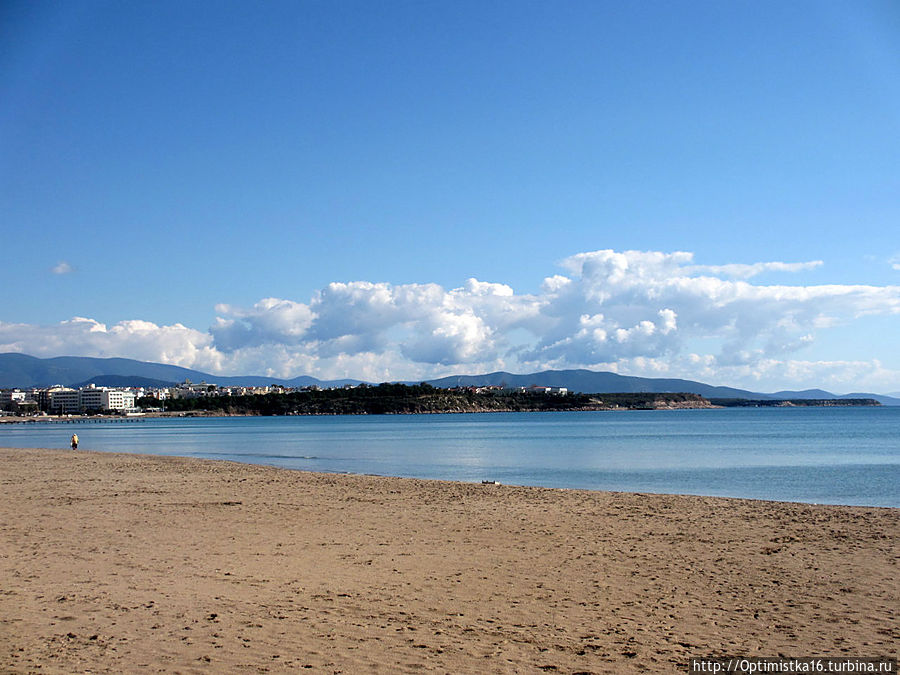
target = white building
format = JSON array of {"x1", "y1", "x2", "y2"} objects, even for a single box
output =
[
  {"x1": 169, "y1": 381, "x2": 218, "y2": 399},
  {"x1": 48, "y1": 385, "x2": 137, "y2": 413},
  {"x1": 80, "y1": 385, "x2": 136, "y2": 412},
  {"x1": 101, "y1": 389, "x2": 135, "y2": 411}
]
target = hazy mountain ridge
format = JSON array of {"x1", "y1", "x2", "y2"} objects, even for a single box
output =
[
  {"x1": 768, "y1": 389, "x2": 900, "y2": 406},
  {"x1": 425, "y1": 370, "x2": 761, "y2": 399},
  {"x1": 1, "y1": 353, "x2": 898, "y2": 405},
  {"x1": 72, "y1": 375, "x2": 181, "y2": 389},
  {"x1": 0, "y1": 353, "x2": 362, "y2": 390}
]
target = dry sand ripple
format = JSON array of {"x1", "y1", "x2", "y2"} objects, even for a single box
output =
[{"x1": 0, "y1": 447, "x2": 896, "y2": 673}]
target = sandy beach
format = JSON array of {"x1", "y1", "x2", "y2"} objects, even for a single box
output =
[{"x1": 1, "y1": 447, "x2": 896, "y2": 673}]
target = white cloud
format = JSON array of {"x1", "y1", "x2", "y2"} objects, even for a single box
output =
[
  {"x1": 0, "y1": 317, "x2": 222, "y2": 372},
  {"x1": 520, "y1": 250, "x2": 899, "y2": 372},
  {"x1": 602, "y1": 353, "x2": 900, "y2": 394},
  {"x1": 211, "y1": 298, "x2": 314, "y2": 350},
  {"x1": 5, "y1": 249, "x2": 900, "y2": 390},
  {"x1": 687, "y1": 260, "x2": 824, "y2": 279},
  {"x1": 51, "y1": 261, "x2": 74, "y2": 275}
]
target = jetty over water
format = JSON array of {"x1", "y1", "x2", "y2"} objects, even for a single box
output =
[{"x1": 0, "y1": 416, "x2": 147, "y2": 425}]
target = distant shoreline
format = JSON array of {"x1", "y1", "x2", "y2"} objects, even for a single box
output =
[{"x1": 0, "y1": 395, "x2": 883, "y2": 424}]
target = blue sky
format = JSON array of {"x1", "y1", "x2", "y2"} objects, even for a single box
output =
[{"x1": 1, "y1": 1, "x2": 899, "y2": 391}]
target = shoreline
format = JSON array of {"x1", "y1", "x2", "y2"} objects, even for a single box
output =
[
  {"x1": 0, "y1": 431, "x2": 896, "y2": 509},
  {"x1": 2, "y1": 447, "x2": 897, "y2": 673},
  {"x1": 0, "y1": 405, "x2": 718, "y2": 424},
  {"x1": 1, "y1": 397, "x2": 889, "y2": 425},
  {"x1": 2, "y1": 443, "x2": 899, "y2": 511}
]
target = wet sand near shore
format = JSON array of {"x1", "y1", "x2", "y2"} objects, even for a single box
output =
[{"x1": 0, "y1": 447, "x2": 896, "y2": 673}]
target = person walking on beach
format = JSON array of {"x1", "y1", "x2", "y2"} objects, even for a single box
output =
[{"x1": 71, "y1": 434, "x2": 78, "y2": 450}]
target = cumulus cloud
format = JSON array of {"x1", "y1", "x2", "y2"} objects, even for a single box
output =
[
  {"x1": 211, "y1": 298, "x2": 314, "y2": 350},
  {"x1": 5, "y1": 249, "x2": 900, "y2": 390},
  {"x1": 51, "y1": 261, "x2": 74, "y2": 275},
  {"x1": 209, "y1": 279, "x2": 542, "y2": 371},
  {"x1": 0, "y1": 317, "x2": 222, "y2": 372}
]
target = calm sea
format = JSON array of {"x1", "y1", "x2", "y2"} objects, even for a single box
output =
[{"x1": 2, "y1": 407, "x2": 898, "y2": 507}]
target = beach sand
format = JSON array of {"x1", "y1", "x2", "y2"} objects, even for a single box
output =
[{"x1": 0, "y1": 447, "x2": 896, "y2": 674}]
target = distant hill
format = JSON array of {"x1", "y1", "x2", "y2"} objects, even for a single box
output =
[
  {"x1": 769, "y1": 388, "x2": 837, "y2": 399},
  {"x1": 72, "y1": 375, "x2": 179, "y2": 389},
  {"x1": 425, "y1": 370, "x2": 900, "y2": 405},
  {"x1": 151, "y1": 384, "x2": 715, "y2": 416},
  {"x1": 771, "y1": 388, "x2": 900, "y2": 406},
  {"x1": 426, "y1": 369, "x2": 762, "y2": 399},
  {"x1": 0, "y1": 353, "x2": 211, "y2": 388},
  {"x1": 1, "y1": 353, "x2": 897, "y2": 405},
  {"x1": 0, "y1": 353, "x2": 361, "y2": 389},
  {"x1": 842, "y1": 393, "x2": 900, "y2": 406}
]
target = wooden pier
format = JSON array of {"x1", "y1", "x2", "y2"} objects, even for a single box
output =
[{"x1": 0, "y1": 416, "x2": 148, "y2": 425}]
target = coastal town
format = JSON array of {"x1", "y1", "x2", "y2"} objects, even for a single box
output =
[
  {"x1": 0, "y1": 381, "x2": 303, "y2": 415},
  {"x1": 0, "y1": 381, "x2": 571, "y2": 416}
]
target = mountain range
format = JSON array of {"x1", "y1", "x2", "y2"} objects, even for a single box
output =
[
  {"x1": 0, "y1": 353, "x2": 362, "y2": 390},
  {"x1": 1, "y1": 353, "x2": 898, "y2": 405}
]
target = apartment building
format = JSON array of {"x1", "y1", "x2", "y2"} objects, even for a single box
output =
[
  {"x1": 47, "y1": 387, "x2": 81, "y2": 413},
  {"x1": 47, "y1": 385, "x2": 136, "y2": 413}
]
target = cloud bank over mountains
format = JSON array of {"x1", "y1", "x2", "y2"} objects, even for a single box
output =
[{"x1": 3, "y1": 250, "x2": 899, "y2": 391}]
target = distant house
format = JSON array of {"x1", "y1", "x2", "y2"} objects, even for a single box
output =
[
  {"x1": 169, "y1": 381, "x2": 219, "y2": 399},
  {"x1": 523, "y1": 385, "x2": 569, "y2": 395},
  {"x1": 0, "y1": 389, "x2": 32, "y2": 412},
  {"x1": 0, "y1": 389, "x2": 27, "y2": 406}
]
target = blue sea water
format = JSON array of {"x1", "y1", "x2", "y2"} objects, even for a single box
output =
[{"x1": 2, "y1": 407, "x2": 898, "y2": 507}]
